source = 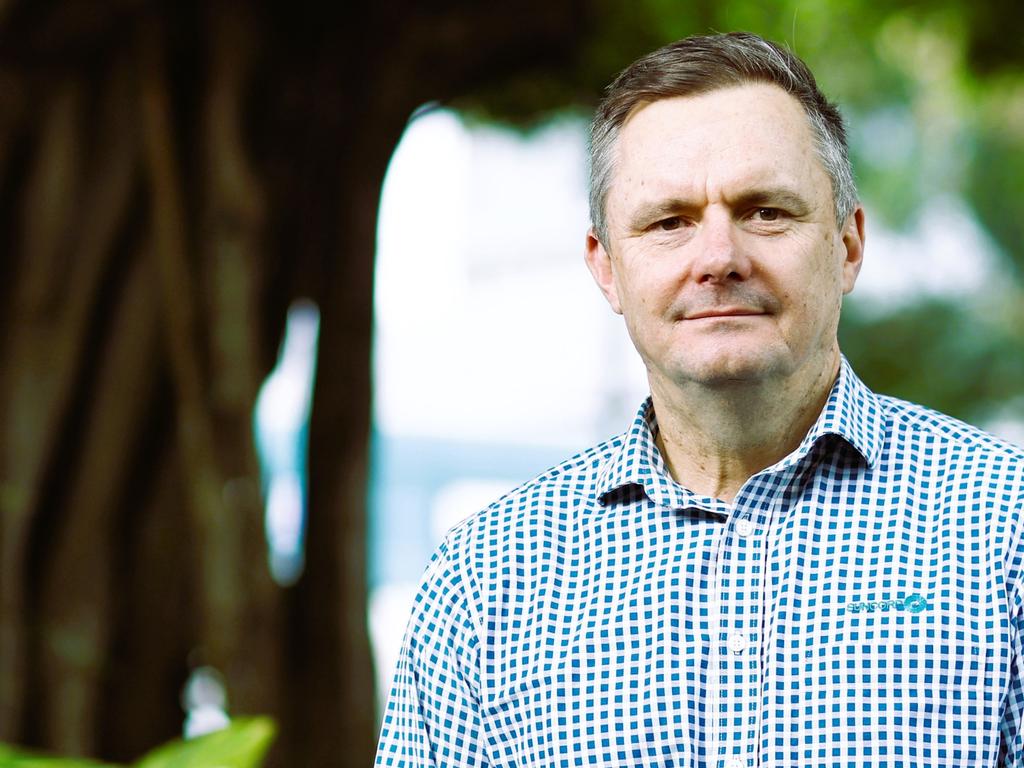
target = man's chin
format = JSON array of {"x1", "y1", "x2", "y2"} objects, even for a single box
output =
[{"x1": 669, "y1": 351, "x2": 790, "y2": 387}]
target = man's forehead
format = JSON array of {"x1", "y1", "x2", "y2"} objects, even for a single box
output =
[
  {"x1": 608, "y1": 83, "x2": 828, "y2": 209},
  {"x1": 617, "y1": 83, "x2": 814, "y2": 151}
]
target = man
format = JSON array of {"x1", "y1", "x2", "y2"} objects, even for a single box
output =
[{"x1": 375, "y1": 32, "x2": 1024, "y2": 767}]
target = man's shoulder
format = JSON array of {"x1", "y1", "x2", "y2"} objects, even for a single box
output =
[{"x1": 875, "y1": 391, "x2": 1024, "y2": 465}]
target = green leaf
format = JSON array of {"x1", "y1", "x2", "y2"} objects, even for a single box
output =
[
  {"x1": 0, "y1": 742, "x2": 120, "y2": 767},
  {"x1": 132, "y1": 719, "x2": 275, "y2": 768}
]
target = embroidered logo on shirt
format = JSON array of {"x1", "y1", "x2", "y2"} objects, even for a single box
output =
[{"x1": 845, "y1": 594, "x2": 930, "y2": 614}]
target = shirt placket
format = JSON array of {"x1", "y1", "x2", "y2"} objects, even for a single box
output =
[{"x1": 711, "y1": 474, "x2": 787, "y2": 768}]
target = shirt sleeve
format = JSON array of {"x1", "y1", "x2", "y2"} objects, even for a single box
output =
[
  {"x1": 1001, "y1": 583, "x2": 1024, "y2": 765},
  {"x1": 375, "y1": 538, "x2": 488, "y2": 767},
  {"x1": 1001, "y1": 494, "x2": 1024, "y2": 766}
]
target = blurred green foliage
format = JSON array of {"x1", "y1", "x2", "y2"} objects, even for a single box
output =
[
  {"x1": 0, "y1": 719, "x2": 274, "y2": 768},
  {"x1": 455, "y1": 0, "x2": 1024, "y2": 432}
]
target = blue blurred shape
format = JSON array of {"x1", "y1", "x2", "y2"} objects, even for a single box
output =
[{"x1": 254, "y1": 299, "x2": 321, "y2": 586}]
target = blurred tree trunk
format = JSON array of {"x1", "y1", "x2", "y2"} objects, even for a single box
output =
[{"x1": 0, "y1": 1, "x2": 590, "y2": 765}]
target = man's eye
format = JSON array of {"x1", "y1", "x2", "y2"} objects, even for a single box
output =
[
  {"x1": 756, "y1": 207, "x2": 780, "y2": 221},
  {"x1": 657, "y1": 217, "x2": 683, "y2": 231}
]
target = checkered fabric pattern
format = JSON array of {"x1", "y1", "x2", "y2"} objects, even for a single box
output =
[{"x1": 375, "y1": 358, "x2": 1024, "y2": 767}]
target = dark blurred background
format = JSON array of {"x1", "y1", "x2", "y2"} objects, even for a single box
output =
[{"x1": 1, "y1": 1, "x2": 1022, "y2": 766}]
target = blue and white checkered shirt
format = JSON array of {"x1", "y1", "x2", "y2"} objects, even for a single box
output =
[{"x1": 375, "y1": 358, "x2": 1024, "y2": 767}]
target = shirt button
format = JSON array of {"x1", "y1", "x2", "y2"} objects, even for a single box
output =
[
  {"x1": 736, "y1": 519, "x2": 753, "y2": 537},
  {"x1": 725, "y1": 758, "x2": 746, "y2": 768},
  {"x1": 728, "y1": 633, "x2": 747, "y2": 654}
]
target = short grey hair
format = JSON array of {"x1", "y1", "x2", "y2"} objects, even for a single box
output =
[{"x1": 588, "y1": 32, "x2": 858, "y2": 245}]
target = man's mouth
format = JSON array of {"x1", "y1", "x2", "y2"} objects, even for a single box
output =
[{"x1": 684, "y1": 308, "x2": 766, "y2": 320}]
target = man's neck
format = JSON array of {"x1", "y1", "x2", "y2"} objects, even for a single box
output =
[{"x1": 650, "y1": 353, "x2": 840, "y2": 503}]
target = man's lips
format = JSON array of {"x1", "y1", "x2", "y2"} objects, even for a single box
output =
[{"x1": 683, "y1": 308, "x2": 767, "y2": 320}]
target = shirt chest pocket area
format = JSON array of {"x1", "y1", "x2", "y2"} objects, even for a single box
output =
[{"x1": 795, "y1": 618, "x2": 1008, "y2": 720}]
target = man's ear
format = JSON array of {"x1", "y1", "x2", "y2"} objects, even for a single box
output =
[
  {"x1": 840, "y1": 205, "x2": 866, "y2": 295},
  {"x1": 584, "y1": 228, "x2": 623, "y2": 315}
]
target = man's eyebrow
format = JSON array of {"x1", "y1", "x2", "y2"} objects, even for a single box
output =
[
  {"x1": 728, "y1": 187, "x2": 812, "y2": 212},
  {"x1": 626, "y1": 199, "x2": 698, "y2": 229},
  {"x1": 626, "y1": 187, "x2": 814, "y2": 230}
]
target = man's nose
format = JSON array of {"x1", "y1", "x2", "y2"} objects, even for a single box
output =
[{"x1": 689, "y1": 211, "x2": 752, "y2": 284}]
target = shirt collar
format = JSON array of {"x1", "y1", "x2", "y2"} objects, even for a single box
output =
[
  {"x1": 595, "y1": 356, "x2": 883, "y2": 507},
  {"x1": 792, "y1": 355, "x2": 883, "y2": 471},
  {"x1": 596, "y1": 396, "x2": 702, "y2": 510}
]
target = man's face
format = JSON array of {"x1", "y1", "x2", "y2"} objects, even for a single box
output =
[{"x1": 585, "y1": 83, "x2": 865, "y2": 392}]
